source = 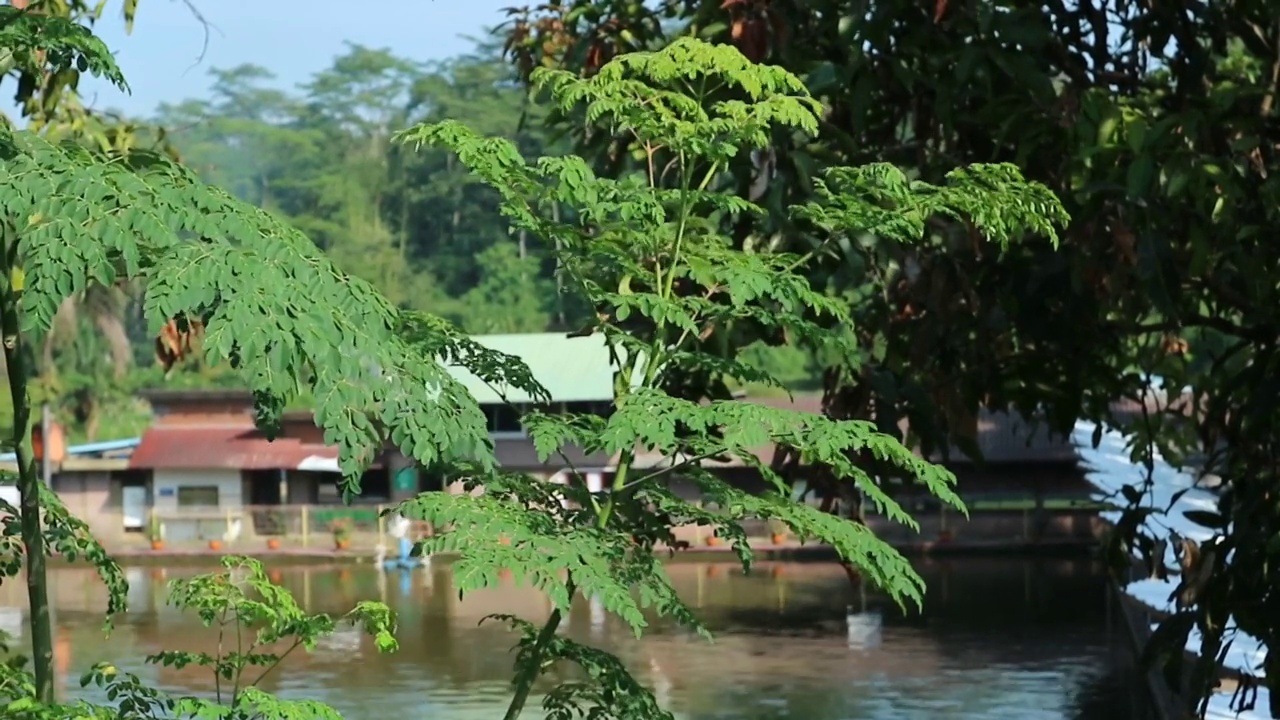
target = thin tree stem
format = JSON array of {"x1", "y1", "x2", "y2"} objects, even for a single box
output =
[
  {"x1": 1, "y1": 278, "x2": 54, "y2": 703},
  {"x1": 500, "y1": 605, "x2": 566, "y2": 720}
]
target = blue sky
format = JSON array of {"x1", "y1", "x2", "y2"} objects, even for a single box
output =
[{"x1": 76, "y1": 0, "x2": 519, "y2": 117}]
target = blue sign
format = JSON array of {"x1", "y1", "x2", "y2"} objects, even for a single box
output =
[{"x1": 157, "y1": 487, "x2": 175, "y2": 498}]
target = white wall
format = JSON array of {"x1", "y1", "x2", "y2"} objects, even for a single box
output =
[
  {"x1": 152, "y1": 469, "x2": 242, "y2": 510},
  {"x1": 0, "y1": 484, "x2": 17, "y2": 513}
]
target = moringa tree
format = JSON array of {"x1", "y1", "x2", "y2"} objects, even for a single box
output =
[
  {"x1": 394, "y1": 37, "x2": 1065, "y2": 719},
  {"x1": 1, "y1": 14, "x2": 1067, "y2": 720},
  {"x1": 0, "y1": 6, "x2": 529, "y2": 706}
]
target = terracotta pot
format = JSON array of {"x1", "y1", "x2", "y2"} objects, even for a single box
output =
[
  {"x1": 705, "y1": 536, "x2": 721, "y2": 547},
  {"x1": 335, "y1": 538, "x2": 351, "y2": 550},
  {"x1": 208, "y1": 540, "x2": 223, "y2": 551},
  {"x1": 150, "y1": 540, "x2": 164, "y2": 551},
  {"x1": 266, "y1": 538, "x2": 281, "y2": 550},
  {"x1": 771, "y1": 533, "x2": 786, "y2": 545}
]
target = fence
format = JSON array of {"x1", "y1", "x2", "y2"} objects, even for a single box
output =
[
  {"x1": 147, "y1": 504, "x2": 430, "y2": 551},
  {"x1": 654, "y1": 494, "x2": 1110, "y2": 548},
  {"x1": 135, "y1": 493, "x2": 1110, "y2": 552}
]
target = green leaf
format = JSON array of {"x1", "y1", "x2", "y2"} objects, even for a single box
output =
[
  {"x1": 1127, "y1": 155, "x2": 1156, "y2": 197},
  {"x1": 1183, "y1": 509, "x2": 1228, "y2": 529}
]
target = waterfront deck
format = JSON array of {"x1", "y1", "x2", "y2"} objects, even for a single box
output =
[{"x1": 69, "y1": 531, "x2": 1096, "y2": 569}]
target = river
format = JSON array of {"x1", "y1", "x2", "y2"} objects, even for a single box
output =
[{"x1": 0, "y1": 557, "x2": 1150, "y2": 719}]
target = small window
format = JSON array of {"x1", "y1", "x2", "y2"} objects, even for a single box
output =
[
  {"x1": 316, "y1": 478, "x2": 341, "y2": 505},
  {"x1": 317, "y1": 470, "x2": 389, "y2": 505},
  {"x1": 176, "y1": 486, "x2": 220, "y2": 507},
  {"x1": 563, "y1": 401, "x2": 614, "y2": 421},
  {"x1": 483, "y1": 404, "x2": 526, "y2": 434}
]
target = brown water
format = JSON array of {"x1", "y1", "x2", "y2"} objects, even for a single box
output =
[{"x1": 0, "y1": 558, "x2": 1149, "y2": 719}]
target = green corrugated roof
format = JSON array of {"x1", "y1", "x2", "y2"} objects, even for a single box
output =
[{"x1": 443, "y1": 333, "x2": 633, "y2": 404}]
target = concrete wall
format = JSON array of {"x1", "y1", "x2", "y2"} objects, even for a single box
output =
[
  {"x1": 491, "y1": 438, "x2": 612, "y2": 472},
  {"x1": 287, "y1": 471, "x2": 319, "y2": 504},
  {"x1": 152, "y1": 469, "x2": 242, "y2": 510},
  {"x1": 50, "y1": 470, "x2": 119, "y2": 544},
  {"x1": 152, "y1": 469, "x2": 242, "y2": 542}
]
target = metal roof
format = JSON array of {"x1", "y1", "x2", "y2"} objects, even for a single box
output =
[
  {"x1": 442, "y1": 332, "x2": 632, "y2": 405},
  {"x1": 129, "y1": 425, "x2": 338, "y2": 471},
  {"x1": 65, "y1": 437, "x2": 140, "y2": 455},
  {"x1": 0, "y1": 437, "x2": 140, "y2": 463}
]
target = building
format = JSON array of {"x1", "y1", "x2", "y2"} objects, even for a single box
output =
[
  {"x1": 0, "y1": 437, "x2": 142, "y2": 543},
  {"x1": 24, "y1": 332, "x2": 1150, "y2": 546},
  {"x1": 443, "y1": 332, "x2": 620, "y2": 491},
  {"x1": 117, "y1": 333, "x2": 624, "y2": 542}
]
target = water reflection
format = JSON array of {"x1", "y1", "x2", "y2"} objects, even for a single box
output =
[{"x1": 0, "y1": 558, "x2": 1147, "y2": 719}]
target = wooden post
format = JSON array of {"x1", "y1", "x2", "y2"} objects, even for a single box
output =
[
  {"x1": 39, "y1": 404, "x2": 51, "y2": 488},
  {"x1": 377, "y1": 504, "x2": 386, "y2": 547},
  {"x1": 301, "y1": 505, "x2": 309, "y2": 548}
]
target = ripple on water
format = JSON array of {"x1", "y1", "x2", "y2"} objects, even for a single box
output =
[{"x1": 36, "y1": 558, "x2": 1143, "y2": 720}]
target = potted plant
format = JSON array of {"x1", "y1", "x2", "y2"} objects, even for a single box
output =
[
  {"x1": 767, "y1": 519, "x2": 789, "y2": 546},
  {"x1": 146, "y1": 515, "x2": 165, "y2": 551},
  {"x1": 207, "y1": 539, "x2": 223, "y2": 551},
  {"x1": 266, "y1": 537, "x2": 281, "y2": 550},
  {"x1": 331, "y1": 519, "x2": 352, "y2": 550},
  {"x1": 704, "y1": 532, "x2": 722, "y2": 547}
]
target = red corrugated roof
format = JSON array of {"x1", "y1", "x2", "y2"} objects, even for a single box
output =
[{"x1": 129, "y1": 424, "x2": 338, "y2": 471}]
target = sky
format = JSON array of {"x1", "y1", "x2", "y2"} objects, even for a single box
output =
[{"x1": 74, "y1": 0, "x2": 520, "y2": 117}]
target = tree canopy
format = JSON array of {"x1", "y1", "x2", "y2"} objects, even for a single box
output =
[
  {"x1": 0, "y1": 9, "x2": 1068, "y2": 719},
  {"x1": 499, "y1": 0, "x2": 1280, "y2": 714}
]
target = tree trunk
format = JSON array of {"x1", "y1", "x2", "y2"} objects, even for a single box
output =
[
  {"x1": 1, "y1": 240, "x2": 55, "y2": 704},
  {"x1": 83, "y1": 395, "x2": 99, "y2": 442},
  {"x1": 94, "y1": 310, "x2": 132, "y2": 380},
  {"x1": 552, "y1": 201, "x2": 566, "y2": 327},
  {"x1": 9, "y1": 2, "x2": 69, "y2": 700}
]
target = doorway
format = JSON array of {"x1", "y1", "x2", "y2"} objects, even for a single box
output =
[{"x1": 121, "y1": 485, "x2": 147, "y2": 531}]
